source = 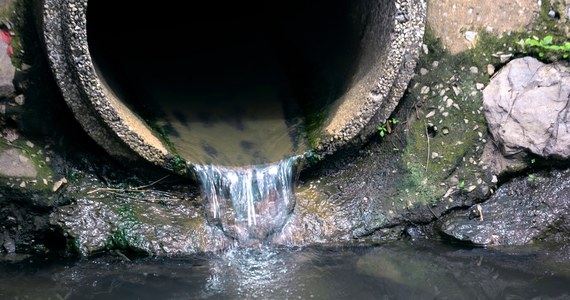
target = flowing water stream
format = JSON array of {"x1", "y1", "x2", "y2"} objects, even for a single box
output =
[{"x1": 194, "y1": 156, "x2": 300, "y2": 244}]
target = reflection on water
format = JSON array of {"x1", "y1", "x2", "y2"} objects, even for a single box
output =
[{"x1": 1, "y1": 241, "x2": 569, "y2": 300}]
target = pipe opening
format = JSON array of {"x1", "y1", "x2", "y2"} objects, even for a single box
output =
[{"x1": 87, "y1": 0, "x2": 394, "y2": 167}]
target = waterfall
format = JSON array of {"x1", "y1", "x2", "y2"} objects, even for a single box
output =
[{"x1": 194, "y1": 156, "x2": 299, "y2": 243}]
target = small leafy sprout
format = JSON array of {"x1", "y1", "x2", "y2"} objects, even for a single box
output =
[
  {"x1": 456, "y1": 180, "x2": 468, "y2": 195},
  {"x1": 527, "y1": 173, "x2": 543, "y2": 188},
  {"x1": 377, "y1": 118, "x2": 399, "y2": 138},
  {"x1": 527, "y1": 174, "x2": 536, "y2": 182},
  {"x1": 377, "y1": 124, "x2": 388, "y2": 137},
  {"x1": 171, "y1": 155, "x2": 187, "y2": 175}
]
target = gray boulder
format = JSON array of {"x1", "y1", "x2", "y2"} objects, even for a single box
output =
[
  {"x1": 483, "y1": 57, "x2": 570, "y2": 159},
  {"x1": 437, "y1": 168, "x2": 570, "y2": 246}
]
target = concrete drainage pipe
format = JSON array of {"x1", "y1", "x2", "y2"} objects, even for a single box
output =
[{"x1": 40, "y1": 0, "x2": 426, "y2": 174}]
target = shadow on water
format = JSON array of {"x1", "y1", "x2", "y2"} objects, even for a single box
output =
[{"x1": 1, "y1": 240, "x2": 569, "y2": 299}]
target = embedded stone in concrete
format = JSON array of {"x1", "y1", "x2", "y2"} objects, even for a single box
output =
[{"x1": 0, "y1": 148, "x2": 37, "y2": 178}]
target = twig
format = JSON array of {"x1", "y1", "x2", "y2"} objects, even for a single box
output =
[
  {"x1": 111, "y1": 249, "x2": 131, "y2": 262},
  {"x1": 426, "y1": 204, "x2": 438, "y2": 219},
  {"x1": 87, "y1": 175, "x2": 170, "y2": 195},
  {"x1": 423, "y1": 119, "x2": 430, "y2": 172},
  {"x1": 414, "y1": 103, "x2": 420, "y2": 120},
  {"x1": 131, "y1": 175, "x2": 170, "y2": 190}
]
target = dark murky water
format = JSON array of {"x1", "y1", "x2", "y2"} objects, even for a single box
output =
[{"x1": 1, "y1": 241, "x2": 569, "y2": 300}]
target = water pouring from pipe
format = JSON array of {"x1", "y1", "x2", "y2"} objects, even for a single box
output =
[{"x1": 194, "y1": 156, "x2": 300, "y2": 244}]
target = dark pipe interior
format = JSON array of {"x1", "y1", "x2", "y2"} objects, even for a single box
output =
[{"x1": 87, "y1": 1, "x2": 384, "y2": 166}]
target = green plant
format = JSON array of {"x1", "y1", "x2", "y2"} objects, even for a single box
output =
[
  {"x1": 526, "y1": 173, "x2": 543, "y2": 187},
  {"x1": 170, "y1": 155, "x2": 187, "y2": 175},
  {"x1": 377, "y1": 118, "x2": 399, "y2": 138},
  {"x1": 517, "y1": 35, "x2": 570, "y2": 59},
  {"x1": 458, "y1": 180, "x2": 465, "y2": 191}
]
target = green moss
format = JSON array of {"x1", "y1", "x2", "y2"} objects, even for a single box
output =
[
  {"x1": 0, "y1": 0, "x2": 43, "y2": 69},
  {"x1": 304, "y1": 108, "x2": 328, "y2": 149},
  {"x1": 105, "y1": 200, "x2": 142, "y2": 251},
  {"x1": 0, "y1": 139, "x2": 55, "y2": 192},
  {"x1": 466, "y1": 0, "x2": 569, "y2": 65},
  {"x1": 394, "y1": 25, "x2": 489, "y2": 206}
]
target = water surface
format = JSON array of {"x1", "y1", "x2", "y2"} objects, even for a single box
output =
[{"x1": 1, "y1": 241, "x2": 569, "y2": 299}]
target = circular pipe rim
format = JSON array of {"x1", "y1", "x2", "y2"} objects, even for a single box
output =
[{"x1": 40, "y1": 0, "x2": 426, "y2": 175}]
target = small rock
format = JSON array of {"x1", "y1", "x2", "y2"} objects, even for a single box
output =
[
  {"x1": 18, "y1": 154, "x2": 28, "y2": 163},
  {"x1": 500, "y1": 54, "x2": 513, "y2": 63},
  {"x1": 548, "y1": 9, "x2": 556, "y2": 18},
  {"x1": 420, "y1": 68, "x2": 429, "y2": 76},
  {"x1": 420, "y1": 86, "x2": 430, "y2": 94},
  {"x1": 469, "y1": 66, "x2": 479, "y2": 74},
  {"x1": 487, "y1": 64, "x2": 495, "y2": 75},
  {"x1": 422, "y1": 44, "x2": 429, "y2": 55},
  {"x1": 3, "y1": 238, "x2": 16, "y2": 254},
  {"x1": 464, "y1": 31, "x2": 478, "y2": 43},
  {"x1": 14, "y1": 94, "x2": 24, "y2": 105},
  {"x1": 476, "y1": 83, "x2": 485, "y2": 90},
  {"x1": 2, "y1": 128, "x2": 18, "y2": 142},
  {"x1": 432, "y1": 61, "x2": 439, "y2": 68},
  {"x1": 431, "y1": 152, "x2": 439, "y2": 159},
  {"x1": 52, "y1": 177, "x2": 68, "y2": 192},
  {"x1": 425, "y1": 111, "x2": 435, "y2": 118},
  {"x1": 442, "y1": 128, "x2": 449, "y2": 135}
]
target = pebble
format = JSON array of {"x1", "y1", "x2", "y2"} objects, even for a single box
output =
[
  {"x1": 487, "y1": 64, "x2": 495, "y2": 75},
  {"x1": 14, "y1": 94, "x2": 25, "y2": 105},
  {"x1": 420, "y1": 68, "x2": 429, "y2": 75},
  {"x1": 469, "y1": 66, "x2": 479, "y2": 74},
  {"x1": 452, "y1": 86, "x2": 461, "y2": 96},
  {"x1": 464, "y1": 31, "x2": 478, "y2": 43}
]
